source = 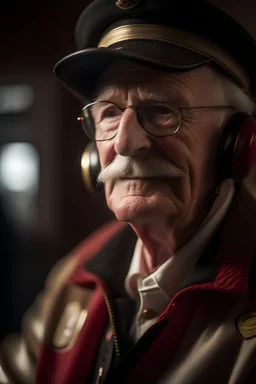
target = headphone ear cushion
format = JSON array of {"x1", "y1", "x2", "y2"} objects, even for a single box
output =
[
  {"x1": 81, "y1": 141, "x2": 102, "y2": 193},
  {"x1": 218, "y1": 112, "x2": 256, "y2": 180}
]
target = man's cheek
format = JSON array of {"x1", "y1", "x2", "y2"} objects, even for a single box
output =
[
  {"x1": 97, "y1": 143, "x2": 115, "y2": 167},
  {"x1": 104, "y1": 183, "x2": 124, "y2": 214},
  {"x1": 157, "y1": 137, "x2": 186, "y2": 169},
  {"x1": 104, "y1": 181, "x2": 119, "y2": 205}
]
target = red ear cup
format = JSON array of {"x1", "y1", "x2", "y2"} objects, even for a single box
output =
[
  {"x1": 232, "y1": 116, "x2": 256, "y2": 180},
  {"x1": 81, "y1": 141, "x2": 101, "y2": 193},
  {"x1": 218, "y1": 112, "x2": 256, "y2": 181}
]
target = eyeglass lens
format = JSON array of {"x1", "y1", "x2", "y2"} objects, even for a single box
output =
[{"x1": 80, "y1": 101, "x2": 181, "y2": 140}]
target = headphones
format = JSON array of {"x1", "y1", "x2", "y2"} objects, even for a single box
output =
[{"x1": 81, "y1": 112, "x2": 256, "y2": 192}]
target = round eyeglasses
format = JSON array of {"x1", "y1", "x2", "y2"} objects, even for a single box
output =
[{"x1": 77, "y1": 101, "x2": 234, "y2": 141}]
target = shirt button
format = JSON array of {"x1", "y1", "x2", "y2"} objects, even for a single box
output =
[{"x1": 140, "y1": 308, "x2": 157, "y2": 320}]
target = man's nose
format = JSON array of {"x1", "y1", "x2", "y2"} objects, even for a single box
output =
[{"x1": 113, "y1": 108, "x2": 152, "y2": 156}]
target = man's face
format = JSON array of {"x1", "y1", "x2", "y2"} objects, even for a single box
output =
[{"x1": 95, "y1": 61, "x2": 227, "y2": 235}]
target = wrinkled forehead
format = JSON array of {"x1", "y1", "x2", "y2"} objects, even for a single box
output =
[{"x1": 94, "y1": 60, "x2": 219, "y2": 104}]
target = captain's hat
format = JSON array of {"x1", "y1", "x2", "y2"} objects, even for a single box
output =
[{"x1": 54, "y1": 0, "x2": 256, "y2": 101}]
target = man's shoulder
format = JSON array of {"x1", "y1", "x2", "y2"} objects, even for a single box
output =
[{"x1": 0, "y1": 220, "x2": 127, "y2": 384}]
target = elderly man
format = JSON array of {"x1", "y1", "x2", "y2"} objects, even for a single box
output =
[{"x1": 1, "y1": 0, "x2": 256, "y2": 383}]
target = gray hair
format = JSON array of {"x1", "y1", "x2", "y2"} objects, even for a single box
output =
[{"x1": 213, "y1": 66, "x2": 256, "y2": 115}]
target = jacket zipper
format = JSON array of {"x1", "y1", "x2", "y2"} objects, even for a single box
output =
[
  {"x1": 95, "y1": 367, "x2": 104, "y2": 384},
  {"x1": 104, "y1": 290, "x2": 169, "y2": 361},
  {"x1": 101, "y1": 290, "x2": 171, "y2": 382},
  {"x1": 104, "y1": 293, "x2": 121, "y2": 357}
]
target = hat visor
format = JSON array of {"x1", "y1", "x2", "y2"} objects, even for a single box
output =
[{"x1": 54, "y1": 41, "x2": 211, "y2": 102}]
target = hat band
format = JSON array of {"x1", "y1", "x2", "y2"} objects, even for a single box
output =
[{"x1": 98, "y1": 24, "x2": 249, "y2": 90}]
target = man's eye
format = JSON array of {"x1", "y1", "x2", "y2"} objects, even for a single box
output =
[
  {"x1": 102, "y1": 107, "x2": 120, "y2": 119},
  {"x1": 154, "y1": 106, "x2": 174, "y2": 115}
]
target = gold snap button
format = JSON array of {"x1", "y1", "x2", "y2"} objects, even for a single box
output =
[
  {"x1": 52, "y1": 302, "x2": 88, "y2": 349},
  {"x1": 140, "y1": 308, "x2": 157, "y2": 320}
]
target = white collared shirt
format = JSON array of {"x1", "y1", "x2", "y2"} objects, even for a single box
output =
[{"x1": 125, "y1": 180, "x2": 235, "y2": 341}]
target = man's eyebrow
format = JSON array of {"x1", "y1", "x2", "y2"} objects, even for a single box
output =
[
  {"x1": 145, "y1": 92, "x2": 192, "y2": 106},
  {"x1": 93, "y1": 87, "x2": 119, "y2": 102},
  {"x1": 94, "y1": 92, "x2": 178, "y2": 102},
  {"x1": 146, "y1": 88, "x2": 176, "y2": 100},
  {"x1": 93, "y1": 87, "x2": 191, "y2": 104},
  {"x1": 146, "y1": 94, "x2": 174, "y2": 102},
  {"x1": 93, "y1": 94, "x2": 109, "y2": 102}
]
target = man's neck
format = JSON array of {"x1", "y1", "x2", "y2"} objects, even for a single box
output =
[
  {"x1": 129, "y1": 221, "x2": 176, "y2": 273},
  {"x1": 129, "y1": 179, "x2": 234, "y2": 274}
]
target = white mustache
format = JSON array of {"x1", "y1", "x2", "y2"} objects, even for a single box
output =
[{"x1": 97, "y1": 155, "x2": 183, "y2": 184}]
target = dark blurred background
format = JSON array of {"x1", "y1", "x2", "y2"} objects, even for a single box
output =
[
  {"x1": 0, "y1": 0, "x2": 113, "y2": 339},
  {"x1": 0, "y1": 0, "x2": 255, "y2": 339}
]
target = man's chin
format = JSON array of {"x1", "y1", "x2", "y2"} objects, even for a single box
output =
[
  {"x1": 104, "y1": 179, "x2": 182, "y2": 222},
  {"x1": 109, "y1": 195, "x2": 177, "y2": 224}
]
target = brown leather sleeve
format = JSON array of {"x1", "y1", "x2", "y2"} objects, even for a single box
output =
[
  {"x1": 0, "y1": 220, "x2": 122, "y2": 384},
  {"x1": 0, "y1": 252, "x2": 79, "y2": 384}
]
